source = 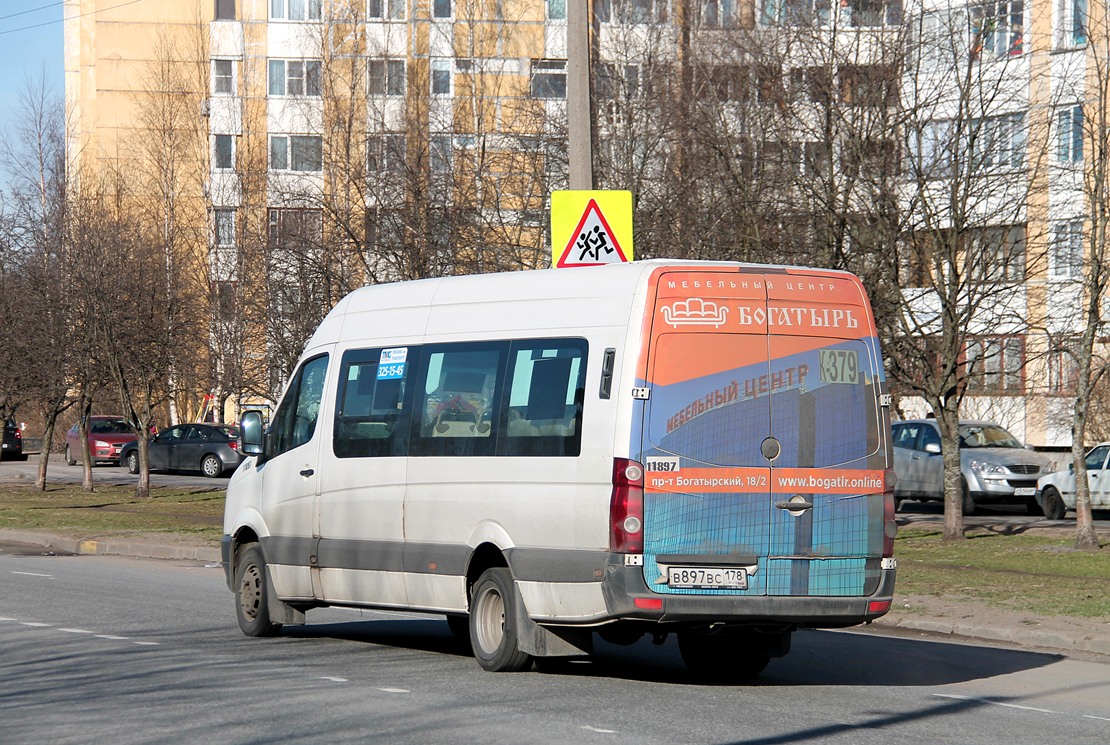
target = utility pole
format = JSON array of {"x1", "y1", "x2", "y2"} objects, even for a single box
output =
[{"x1": 567, "y1": 0, "x2": 593, "y2": 190}]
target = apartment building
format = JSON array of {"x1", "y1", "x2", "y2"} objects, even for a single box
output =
[{"x1": 64, "y1": 0, "x2": 1096, "y2": 446}]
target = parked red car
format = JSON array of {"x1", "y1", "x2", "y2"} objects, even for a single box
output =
[{"x1": 65, "y1": 416, "x2": 136, "y2": 466}]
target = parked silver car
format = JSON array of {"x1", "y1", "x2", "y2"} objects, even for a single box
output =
[
  {"x1": 891, "y1": 419, "x2": 1057, "y2": 515},
  {"x1": 1035, "y1": 443, "x2": 1110, "y2": 519}
]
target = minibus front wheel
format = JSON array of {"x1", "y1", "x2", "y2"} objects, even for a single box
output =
[
  {"x1": 234, "y1": 543, "x2": 282, "y2": 637},
  {"x1": 470, "y1": 567, "x2": 533, "y2": 672}
]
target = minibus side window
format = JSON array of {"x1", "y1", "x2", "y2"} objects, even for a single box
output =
[
  {"x1": 333, "y1": 347, "x2": 413, "y2": 458},
  {"x1": 499, "y1": 339, "x2": 587, "y2": 457},
  {"x1": 411, "y1": 343, "x2": 506, "y2": 457},
  {"x1": 271, "y1": 354, "x2": 329, "y2": 457}
]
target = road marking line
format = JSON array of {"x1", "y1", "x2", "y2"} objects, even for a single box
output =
[
  {"x1": 94, "y1": 634, "x2": 128, "y2": 640},
  {"x1": 0, "y1": 616, "x2": 15, "y2": 621},
  {"x1": 581, "y1": 726, "x2": 618, "y2": 734},
  {"x1": 1084, "y1": 715, "x2": 1110, "y2": 722},
  {"x1": 11, "y1": 571, "x2": 53, "y2": 578},
  {"x1": 20, "y1": 622, "x2": 53, "y2": 627},
  {"x1": 377, "y1": 687, "x2": 409, "y2": 693},
  {"x1": 319, "y1": 676, "x2": 347, "y2": 683},
  {"x1": 932, "y1": 694, "x2": 1056, "y2": 714},
  {"x1": 59, "y1": 628, "x2": 94, "y2": 634},
  {"x1": 133, "y1": 641, "x2": 159, "y2": 646}
]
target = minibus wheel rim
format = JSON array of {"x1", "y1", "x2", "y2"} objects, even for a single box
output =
[
  {"x1": 239, "y1": 563, "x2": 263, "y2": 621},
  {"x1": 474, "y1": 584, "x2": 506, "y2": 655}
]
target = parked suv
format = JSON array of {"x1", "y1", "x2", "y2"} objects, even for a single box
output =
[
  {"x1": 2, "y1": 419, "x2": 25, "y2": 461},
  {"x1": 891, "y1": 419, "x2": 1056, "y2": 515}
]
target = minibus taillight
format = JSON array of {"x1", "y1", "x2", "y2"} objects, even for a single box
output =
[
  {"x1": 610, "y1": 458, "x2": 645, "y2": 553},
  {"x1": 883, "y1": 467, "x2": 897, "y2": 558}
]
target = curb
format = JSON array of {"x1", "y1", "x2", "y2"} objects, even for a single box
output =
[
  {"x1": 0, "y1": 529, "x2": 221, "y2": 563},
  {"x1": 867, "y1": 615, "x2": 1110, "y2": 658}
]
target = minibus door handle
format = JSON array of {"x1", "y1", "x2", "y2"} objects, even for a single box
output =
[{"x1": 300, "y1": 468, "x2": 315, "y2": 477}]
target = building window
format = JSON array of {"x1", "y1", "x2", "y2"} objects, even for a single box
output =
[
  {"x1": 211, "y1": 281, "x2": 237, "y2": 322},
  {"x1": 215, "y1": 0, "x2": 236, "y2": 20},
  {"x1": 214, "y1": 134, "x2": 235, "y2": 170},
  {"x1": 269, "y1": 135, "x2": 323, "y2": 172},
  {"x1": 213, "y1": 209, "x2": 236, "y2": 248},
  {"x1": 968, "y1": 224, "x2": 1025, "y2": 283},
  {"x1": 433, "y1": 0, "x2": 452, "y2": 17},
  {"x1": 530, "y1": 59, "x2": 567, "y2": 98},
  {"x1": 213, "y1": 60, "x2": 234, "y2": 94},
  {"x1": 367, "y1": 133, "x2": 405, "y2": 174},
  {"x1": 368, "y1": 0, "x2": 405, "y2": 19},
  {"x1": 1057, "y1": 105, "x2": 1083, "y2": 162},
  {"x1": 431, "y1": 135, "x2": 452, "y2": 174},
  {"x1": 431, "y1": 59, "x2": 452, "y2": 96},
  {"x1": 1051, "y1": 220, "x2": 1084, "y2": 279},
  {"x1": 971, "y1": 0, "x2": 1024, "y2": 58},
  {"x1": 268, "y1": 59, "x2": 322, "y2": 97},
  {"x1": 368, "y1": 59, "x2": 405, "y2": 96},
  {"x1": 910, "y1": 121, "x2": 954, "y2": 177},
  {"x1": 595, "y1": 0, "x2": 669, "y2": 23},
  {"x1": 1047, "y1": 339, "x2": 1079, "y2": 395},
  {"x1": 271, "y1": 0, "x2": 322, "y2": 20},
  {"x1": 268, "y1": 208, "x2": 322, "y2": 248},
  {"x1": 965, "y1": 336, "x2": 1024, "y2": 393},
  {"x1": 978, "y1": 113, "x2": 1026, "y2": 170},
  {"x1": 1057, "y1": 0, "x2": 1087, "y2": 48},
  {"x1": 548, "y1": 0, "x2": 567, "y2": 19}
]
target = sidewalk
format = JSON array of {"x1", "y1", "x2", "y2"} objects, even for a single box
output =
[{"x1": 3, "y1": 526, "x2": 1109, "y2": 661}]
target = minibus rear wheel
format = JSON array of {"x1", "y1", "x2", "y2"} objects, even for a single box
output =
[
  {"x1": 470, "y1": 567, "x2": 532, "y2": 672},
  {"x1": 234, "y1": 543, "x2": 282, "y2": 637}
]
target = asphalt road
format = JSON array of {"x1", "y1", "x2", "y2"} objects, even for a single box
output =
[
  {"x1": 0, "y1": 453, "x2": 227, "y2": 489},
  {"x1": 1, "y1": 550, "x2": 1108, "y2": 744}
]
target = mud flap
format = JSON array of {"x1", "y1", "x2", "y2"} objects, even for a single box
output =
[
  {"x1": 513, "y1": 588, "x2": 593, "y2": 658},
  {"x1": 266, "y1": 565, "x2": 306, "y2": 626}
]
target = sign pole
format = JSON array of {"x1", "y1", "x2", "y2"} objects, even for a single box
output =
[{"x1": 567, "y1": 0, "x2": 593, "y2": 190}]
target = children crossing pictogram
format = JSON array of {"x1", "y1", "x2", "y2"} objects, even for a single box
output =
[{"x1": 551, "y1": 191, "x2": 634, "y2": 268}]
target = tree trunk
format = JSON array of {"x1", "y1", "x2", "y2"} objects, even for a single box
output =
[{"x1": 34, "y1": 410, "x2": 59, "y2": 491}]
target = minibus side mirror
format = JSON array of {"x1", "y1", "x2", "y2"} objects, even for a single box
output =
[
  {"x1": 924, "y1": 442, "x2": 941, "y2": 455},
  {"x1": 240, "y1": 410, "x2": 266, "y2": 457}
]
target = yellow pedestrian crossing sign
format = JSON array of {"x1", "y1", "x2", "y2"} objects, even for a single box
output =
[{"x1": 551, "y1": 190, "x2": 633, "y2": 268}]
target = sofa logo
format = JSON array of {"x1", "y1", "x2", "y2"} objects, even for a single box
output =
[{"x1": 661, "y1": 298, "x2": 729, "y2": 328}]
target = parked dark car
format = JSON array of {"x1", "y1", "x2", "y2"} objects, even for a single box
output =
[
  {"x1": 121, "y1": 423, "x2": 242, "y2": 478},
  {"x1": 65, "y1": 416, "x2": 136, "y2": 466},
  {"x1": 2, "y1": 419, "x2": 26, "y2": 461}
]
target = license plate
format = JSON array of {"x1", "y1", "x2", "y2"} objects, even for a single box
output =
[
  {"x1": 667, "y1": 566, "x2": 748, "y2": 590},
  {"x1": 1014, "y1": 487, "x2": 1036, "y2": 496}
]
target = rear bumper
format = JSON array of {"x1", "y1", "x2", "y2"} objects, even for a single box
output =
[{"x1": 601, "y1": 557, "x2": 896, "y2": 627}]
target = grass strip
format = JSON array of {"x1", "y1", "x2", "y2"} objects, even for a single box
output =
[{"x1": 895, "y1": 528, "x2": 1110, "y2": 618}]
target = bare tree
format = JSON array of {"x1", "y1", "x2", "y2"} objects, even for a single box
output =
[
  {"x1": 0, "y1": 72, "x2": 80, "y2": 489},
  {"x1": 1047, "y1": 4, "x2": 1110, "y2": 549},
  {"x1": 889, "y1": 3, "x2": 1054, "y2": 538}
]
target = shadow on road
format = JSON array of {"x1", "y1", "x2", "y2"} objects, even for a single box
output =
[{"x1": 276, "y1": 617, "x2": 1062, "y2": 688}]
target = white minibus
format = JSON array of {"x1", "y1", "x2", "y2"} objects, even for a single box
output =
[{"x1": 223, "y1": 260, "x2": 896, "y2": 678}]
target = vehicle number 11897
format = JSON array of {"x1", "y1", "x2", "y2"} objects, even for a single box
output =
[{"x1": 667, "y1": 566, "x2": 748, "y2": 590}]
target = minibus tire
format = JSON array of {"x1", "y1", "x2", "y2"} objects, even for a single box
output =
[
  {"x1": 678, "y1": 632, "x2": 770, "y2": 681},
  {"x1": 234, "y1": 543, "x2": 282, "y2": 637},
  {"x1": 470, "y1": 568, "x2": 532, "y2": 672}
]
